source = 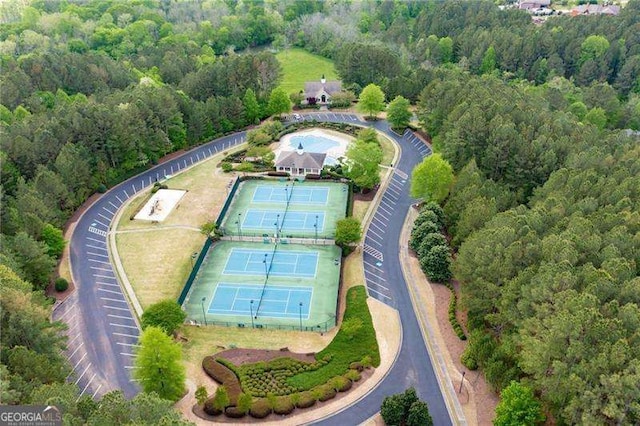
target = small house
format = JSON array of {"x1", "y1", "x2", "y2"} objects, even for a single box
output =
[
  {"x1": 303, "y1": 75, "x2": 342, "y2": 105},
  {"x1": 275, "y1": 143, "x2": 326, "y2": 176}
]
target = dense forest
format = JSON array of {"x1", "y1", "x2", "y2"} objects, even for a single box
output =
[{"x1": 1, "y1": 0, "x2": 639, "y2": 424}]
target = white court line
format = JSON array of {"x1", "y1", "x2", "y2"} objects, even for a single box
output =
[
  {"x1": 108, "y1": 314, "x2": 134, "y2": 320},
  {"x1": 68, "y1": 341, "x2": 84, "y2": 359},
  {"x1": 98, "y1": 288, "x2": 122, "y2": 295},
  {"x1": 110, "y1": 323, "x2": 138, "y2": 329},
  {"x1": 368, "y1": 287, "x2": 391, "y2": 300},
  {"x1": 87, "y1": 244, "x2": 107, "y2": 251},
  {"x1": 72, "y1": 353, "x2": 87, "y2": 370},
  {"x1": 91, "y1": 384, "x2": 103, "y2": 400},
  {"x1": 86, "y1": 237, "x2": 105, "y2": 244},
  {"x1": 101, "y1": 297, "x2": 126, "y2": 303},
  {"x1": 104, "y1": 305, "x2": 129, "y2": 311},
  {"x1": 114, "y1": 332, "x2": 138, "y2": 339},
  {"x1": 74, "y1": 364, "x2": 90, "y2": 385},
  {"x1": 79, "y1": 373, "x2": 96, "y2": 397},
  {"x1": 88, "y1": 251, "x2": 109, "y2": 258}
]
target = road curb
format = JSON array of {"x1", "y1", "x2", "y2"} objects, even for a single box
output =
[{"x1": 400, "y1": 208, "x2": 467, "y2": 425}]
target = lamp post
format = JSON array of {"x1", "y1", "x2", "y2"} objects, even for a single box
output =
[
  {"x1": 274, "y1": 214, "x2": 280, "y2": 239},
  {"x1": 250, "y1": 300, "x2": 255, "y2": 328},
  {"x1": 201, "y1": 297, "x2": 208, "y2": 326},
  {"x1": 314, "y1": 215, "x2": 318, "y2": 243},
  {"x1": 284, "y1": 185, "x2": 288, "y2": 203},
  {"x1": 299, "y1": 302, "x2": 303, "y2": 331},
  {"x1": 263, "y1": 253, "x2": 268, "y2": 277},
  {"x1": 235, "y1": 213, "x2": 242, "y2": 240}
]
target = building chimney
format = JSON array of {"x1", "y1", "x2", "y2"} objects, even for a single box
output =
[{"x1": 320, "y1": 74, "x2": 326, "y2": 85}]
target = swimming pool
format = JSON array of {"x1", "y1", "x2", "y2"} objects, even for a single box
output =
[{"x1": 277, "y1": 129, "x2": 352, "y2": 166}]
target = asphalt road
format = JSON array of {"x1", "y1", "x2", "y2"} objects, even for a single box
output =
[{"x1": 54, "y1": 113, "x2": 451, "y2": 425}]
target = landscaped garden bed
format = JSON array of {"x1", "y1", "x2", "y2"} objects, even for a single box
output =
[{"x1": 195, "y1": 285, "x2": 380, "y2": 421}]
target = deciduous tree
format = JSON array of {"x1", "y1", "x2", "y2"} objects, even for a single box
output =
[
  {"x1": 357, "y1": 84, "x2": 385, "y2": 119},
  {"x1": 387, "y1": 95, "x2": 411, "y2": 131},
  {"x1": 141, "y1": 300, "x2": 187, "y2": 335},
  {"x1": 410, "y1": 154, "x2": 454, "y2": 204},
  {"x1": 267, "y1": 87, "x2": 291, "y2": 117},
  {"x1": 494, "y1": 381, "x2": 545, "y2": 426}
]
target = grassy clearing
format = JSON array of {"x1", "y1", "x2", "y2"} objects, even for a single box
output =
[
  {"x1": 378, "y1": 133, "x2": 396, "y2": 167},
  {"x1": 276, "y1": 48, "x2": 338, "y2": 94},
  {"x1": 115, "y1": 148, "x2": 244, "y2": 309}
]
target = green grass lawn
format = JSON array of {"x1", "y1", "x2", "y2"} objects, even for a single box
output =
[{"x1": 276, "y1": 48, "x2": 339, "y2": 94}]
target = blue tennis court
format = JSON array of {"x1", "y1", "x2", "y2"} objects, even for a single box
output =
[
  {"x1": 243, "y1": 210, "x2": 325, "y2": 232},
  {"x1": 208, "y1": 283, "x2": 312, "y2": 319},
  {"x1": 223, "y1": 248, "x2": 318, "y2": 277},
  {"x1": 252, "y1": 185, "x2": 329, "y2": 205}
]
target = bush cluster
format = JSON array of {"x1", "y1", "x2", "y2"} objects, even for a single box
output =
[
  {"x1": 150, "y1": 181, "x2": 168, "y2": 194},
  {"x1": 54, "y1": 277, "x2": 69, "y2": 292},
  {"x1": 201, "y1": 357, "x2": 242, "y2": 405},
  {"x1": 249, "y1": 398, "x2": 272, "y2": 418},
  {"x1": 445, "y1": 283, "x2": 466, "y2": 340},
  {"x1": 410, "y1": 204, "x2": 453, "y2": 283}
]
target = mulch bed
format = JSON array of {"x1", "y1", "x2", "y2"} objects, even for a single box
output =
[{"x1": 216, "y1": 348, "x2": 316, "y2": 365}]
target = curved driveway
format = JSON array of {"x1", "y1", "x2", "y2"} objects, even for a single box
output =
[{"x1": 54, "y1": 113, "x2": 452, "y2": 424}]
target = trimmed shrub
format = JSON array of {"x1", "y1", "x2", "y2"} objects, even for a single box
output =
[
  {"x1": 224, "y1": 406, "x2": 246, "y2": 418},
  {"x1": 329, "y1": 376, "x2": 352, "y2": 392},
  {"x1": 420, "y1": 201, "x2": 445, "y2": 227},
  {"x1": 349, "y1": 361, "x2": 363, "y2": 372},
  {"x1": 316, "y1": 384, "x2": 337, "y2": 402},
  {"x1": 420, "y1": 244, "x2": 452, "y2": 283},
  {"x1": 344, "y1": 369, "x2": 361, "y2": 382},
  {"x1": 203, "y1": 398, "x2": 223, "y2": 416},
  {"x1": 413, "y1": 210, "x2": 440, "y2": 230},
  {"x1": 54, "y1": 277, "x2": 69, "y2": 292},
  {"x1": 249, "y1": 398, "x2": 272, "y2": 419},
  {"x1": 236, "y1": 392, "x2": 252, "y2": 414},
  {"x1": 221, "y1": 162, "x2": 233, "y2": 172},
  {"x1": 409, "y1": 220, "x2": 440, "y2": 252},
  {"x1": 418, "y1": 233, "x2": 447, "y2": 259},
  {"x1": 273, "y1": 396, "x2": 295, "y2": 415},
  {"x1": 202, "y1": 357, "x2": 242, "y2": 405},
  {"x1": 295, "y1": 391, "x2": 316, "y2": 409},
  {"x1": 448, "y1": 288, "x2": 466, "y2": 340}
]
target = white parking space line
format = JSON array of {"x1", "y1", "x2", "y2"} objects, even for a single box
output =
[
  {"x1": 88, "y1": 251, "x2": 109, "y2": 258},
  {"x1": 68, "y1": 333, "x2": 83, "y2": 346},
  {"x1": 108, "y1": 314, "x2": 134, "y2": 320},
  {"x1": 124, "y1": 366, "x2": 139, "y2": 369},
  {"x1": 91, "y1": 384, "x2": 103, "y2": 400},
  {"x1": 93, "y1": 274, "x2": 115, "y2": 279},
  {"x1": 90, "y1": 266, "x2": 112, "y2": 271},
  {"x1": 114, "y1": 332, "x2": 139, "y2": 339},
  {"x1": 120, "y1": 352, "x2": 136, "y2": 357},
  {"x1": 101, "y1": 297, "x2": 126, "y2": 303},
  {"x1": 93, "y1": 218, "x2": 108, "y2": 228},
  {"x1": 98, "y1": 282, "x2": 120, "y2": 288},
  {"x1": 367, "y1": 228, "x2": 385, "y2": 241},
  {"x1": 131, "y1": 183, "x2": 137, "y2": 194},
  {"x1": 98, "y1": 212, "x2": 112, "y2": 222},
  {"x1": 368, "y1": 287, "x2": 391, "y2": 300},
  {"x1": 56, "y1": 306, "x2": 75, "y2": 321},
  {"x1": 72, "y1": 353, "x2": 87, "y2": 370},
  {"x1": 68, "y1": 341, "x2": 84, "y2": 359},
  {"x1": 79, "y1": 373, "x2": 96, "y2": 396},
  {"x1": 381, "y1": 199, "x2": 396, "y2": 210},
  {"x1": 110, "y1": 323, "x2": 139, "y2": 330},
  {"x1": 74, "y1": 364, "x2": 90, "y2": 385},
  {"x1": 86, "y1": 237, "x2": 105, "y2": 244},
  {"x1": 87, "y1": 244, "x2": 107, "y2": 251},
  {"x1": 365, "y1": 237, "x2": 382, "y2": 248},
  {"x1": 387, "y1": 185, "x2": 402, "y2": 196},
  {"x1": 364, "y1": 260, "x2": 385, "y2": 273},
  {"x1": 377, "y1": 204, "x2": 394, "y2": 216},
  {"x1": 98, "y1": 288, "x2": 122, "y2": 295},
  {"x1": 116, "y1": 195, "x2": 123, "y2": 203},
  {"x1": 366, "y1": 280, "x2": 390, "y2": 291},
  {"x1": 365, "y1": 269, "x2": 388, "y2": 284},
  {"x1": 124, "y1": 189, "x2": 129, "y2": 198},
  {"x1": 104, "y1": 305, "x2": 130, "y2": 311},
  {"x1": 117, "y1": 342, "x2": 140, "y2": 347},
  {"x1": 375, "y1": 211, "x2": 390, "y2": 221},
  {"x1": 369, "y1": 221, "x2": 386, "y2": 234},
  {"x1": 372, "y1": 218, "x2": 387, "y2": 228}
]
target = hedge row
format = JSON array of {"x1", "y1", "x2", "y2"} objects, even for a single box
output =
[
  {"x1": 445, "y1": 283, "x2": 466, "y2": 341},
  {"x1": 201, "y1": 356, "x2": 242, "y2": 405}
]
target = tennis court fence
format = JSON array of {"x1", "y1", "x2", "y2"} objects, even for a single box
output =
[
  {"x1": 190, "y1": 315, "x2": 337, "y2": 333},
  {"x1": 218, "y1": 235, "x2": 336, "y2": 245}
]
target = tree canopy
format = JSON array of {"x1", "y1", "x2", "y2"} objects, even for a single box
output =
[
  {"x1": 410, "y1": 154, "x2": 454, "y2": 204},
  {"x1": 357, "y1": 84, "x2": 386, "y2": 119}
]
